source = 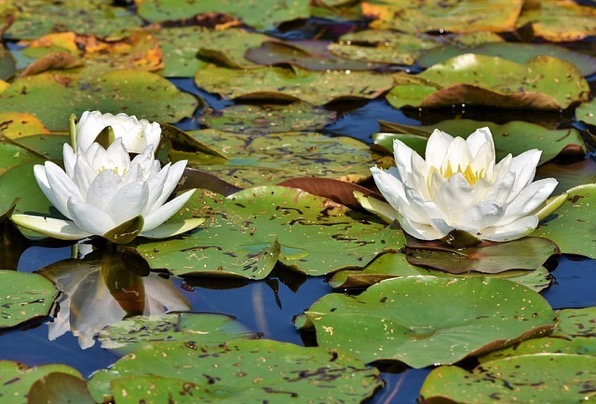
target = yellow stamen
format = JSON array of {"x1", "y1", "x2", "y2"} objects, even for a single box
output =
[{"x1": 441, "y1": 163, "x2": 484, "y2": 185}]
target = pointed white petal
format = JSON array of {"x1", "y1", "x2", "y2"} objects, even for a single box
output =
[
  {"x1": 371, "y1": 167, "x2": 407, "y2": 212},
  {"x1": 67, "y1": 198, "x2": 115, "y2": 236},
  {"x1": 105, "y1": 181, "x2": 149, "y2": 224},
  {"x1": 86, "y1": 169, "x2": 123, "y2": 210},
  {"x1": 499, "y1": 178, "x2": 558, "y2": 225},
  {"x1": 443, "y1": 137, "x2": 472, "y2": 172},
  {"x1": 480, "y1": 216, "x2": 539, "y2": 242},
  {"x1": 44, "y1": 162, "x2": 84, "y2": 215},
  {"x1": 425, "y1": 129, "x2": 453, "y2": 169},
  {"x1": 141, "y1": 189, "x2": 196, "y2": 231},
  {"x1": 465, "y1": 127, "x2": 493, "y2": 157},
  {"x1": 11, "y1": 214, "x2": 92, "y2": 240},
  {"x1": 507, "y1": 149, "x2": 542, "y2": 201}
]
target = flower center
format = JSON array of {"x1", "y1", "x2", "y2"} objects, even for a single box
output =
[{"x1": 441, "y1": 163, "x2": 484, "y2": 185}]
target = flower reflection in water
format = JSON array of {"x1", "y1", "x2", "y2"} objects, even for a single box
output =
[{"x1": 37, "y1": 247, "x2": 190, "y2": 349}]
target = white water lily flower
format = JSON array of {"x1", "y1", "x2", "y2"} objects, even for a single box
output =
[
  {"x1": 74, "y1": 110, "x2": 162, "y2": 154},
  {"x1": 12, "y1": 138, "x2": 198, "y2": 242},
  {"x1": 371, "y1": 127, "x2": 558, "y2": 242}
]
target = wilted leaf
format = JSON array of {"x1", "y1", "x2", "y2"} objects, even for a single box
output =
[
  {"x1": 363, "y1": 0, "x2": 523, "y2": 33},
  {"x1": 516, "y1": 0, "x2": 596, "y2": 41},
  {"x1": 298, "y1": 276, "x2": 555, "y2": 368},
  {"x1": 387, "y1": 54, "x2": 589, "y2": 110}
]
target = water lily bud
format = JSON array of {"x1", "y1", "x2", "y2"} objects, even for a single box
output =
[
  {"x1": 371, "y1": 127, "x2": 558, "y2": 242},
  {"x1": 72, "y1": 110, "x2": 162, "y2": 154}
]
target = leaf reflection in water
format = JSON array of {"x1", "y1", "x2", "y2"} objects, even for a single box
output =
[{"x1": 36, "y1": 248, "x2": 191, "y2": 349}]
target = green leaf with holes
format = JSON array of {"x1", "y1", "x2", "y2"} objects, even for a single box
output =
[
  {"x1": 170, "y1": 129, "x2": 384, "y2": 187},
  {"x1": 533, "y1": 184, "x2": 596, "y2": 258},
  {"x1": 329, "y1": 252, "x2": 553, "y2": 292},
  {"x1": 0, "y1": 271, "x2": 57, "y2": 328},
  {"x1": 297, "y1": 276, "x2": 555, "y2": 368},
  {"x1": 136, "y1": 0, "x2": 311, "y2": 30},
  {"x1": 136, "y1": 187, "x2": 402, "y2": 278},
  {"x1": 99, "y1": 313, "x2": 257, "y2": 355},
  {"x1": 0, "y1": 70, "x2": 199, "y2": 131},
  {"x1": 87, "y1": 339, "x2": 382, "y2": 402},
  {"x1": 420, "y1": 354, "x2": 596, "y2": 402},
  {"x1": 386, "y1": 55, "x2": 589, "y2": 110},
  {"x1": 195, "y1": 64, "x2": 394, "y2": 105}
]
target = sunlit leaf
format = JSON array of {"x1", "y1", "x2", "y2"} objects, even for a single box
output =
[
  {"x1": 88, "y1": 339, "x2": 382, "y2": 403},
  {"x1": 99, "y1": 312, "x2": 256, "y2": 355},
  {"x1": 417, "y1": 42, "x2": 596, "y2": 76},
  {"x1": 170, "y1": 129, "x2": 383, "y2": 187},
  {"x1": 0, "y1": 271, "x2": 57, "y2": 328},
  {"x1": 362, "y1": 0, "x2": 523, "y2": 33},
  {"x1": 4, "y1": 0, "x2": 143, "y2": 40},
  {"x1": 135, "y1": 0, "x2": 311, "y2": 30},
  {"x1": 0, "y1": 112, "x2": 50, "y2": 138},
  {"x1": 195, "y1": 64, "x2": 394, "y2": 105},
  {"x1": 298, "y1": 276, "x2": 555, "y2": 368},
  {"x1": 136, "y1": 187, "x2": 403, "y2": 278},
  {"x1": 387, "y1": 55, "x2": 590, "y2": 110},
  {"x1": 329, "y1": 251, "x2": 553, "y2": 292},
  {"x1": 0, "y1": 70, "x2": 199, "y2": 131},
  {"x1": 516, "y1": 0, "x2": 596, "y2": 41},
  {"x1": 200, "y1": 102, "x2": 336, "y2": 135},
  {"x1": 375, "y1": 119, "x2": 587, "y2": 165},
  {"x1": 420, "y1": 354, "x2": 596, "y2": 402},
  {"x1": 0, "y1": 362, "x2": 83, "y2": 403},
  {"x1": 533, "y1": 184, "x2": 596, "y2": 258}
]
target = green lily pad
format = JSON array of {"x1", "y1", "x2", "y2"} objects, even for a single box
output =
[
  {"x1": 328, "y1": 30, "x2": 441, "y2": 65},
  {"x1": 386, "y1": 55, "x2": 590, "y2": 110},
  {"x1": 9, "y1": 134, "x2": 69, "y2": 162},
  {"x1": 533, "y1": 184, "x2": 596, "y2": 258},
  {"x1": 171, "y1": 129, "x2": 382, "y2": 187},
  {"x1": 246, "y1": 40, "x2": 382, "y2": 71},
  {"x1": 403, "y1": 237, "x2": 560, "y2": 274},
  {"x1": 0, "y1": 270, "x2": 57, "y2": 328},
  {"x1": 480, "y1": 307, "x2": 596, "y2": 361},
  {"x1": 298, "y1": 276, "x2": 555, "y2": 368},
  {"x1": 417, "y1": 42, "x2": 596, "y2": 76},
  {"x1": 135, "y1": 0, "x2": 311, "y2": 30},
  {"x1": 195, "y1": 64, "x2": 394, "y2": 105},
  {"x1": 200, "y1": 102, "x2": 336, "y2": 135},
  {"x1": 137, "y1": 187, "x2": 402, "y2": 277},
  {"x1": 329, "y1": 252, "x2": 553, "y2": 292},
  {"x1": 88, "y1": 339, "x2": 382, "y2": 402},
  {"x1": 375, "y1": 119, "x2": 587, "y2": 165},
  {"x1": 536, "y1": 158, "x2": 596, "y2": 195},
  {"x1": 151, "y1": 27, "x2": 268, "y2": 76},
  {"x1": 4, "y1": 0, "x2": 143, "y2": 40},
  {"x1": 0, "y1": 139, "x2": 46, "y2": 175},
  {"x1": 0, "y1": 70, "x2": 199, "y2": 131},
  {"x1": 0, "y1": 361, "x2": 84, "y2": 404},
  {"x1": 98, "y1": 312, "x2": 257, "y2": 355},
  {"x1": 0, "y1": 45, "x2": 15, "y2": 81},
  {"x1": 363, "y1": 0, "x2": 523, "y2": 33},
  {"x1": 420, "y1": 354, "x2": 596, "y2": 402},
  {"x1": 576, "y1": 98, "x2": 596, "y2": 126},
  {"x1": 27, "y1": 373, "x2": 94, "y2": 404},
  {"x1": 516, "y1": 0, "x2": 596, "y2": 41}
]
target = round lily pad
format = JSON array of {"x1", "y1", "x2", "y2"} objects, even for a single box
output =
[
  {"x1": 0, "y1": 271, "x2": 57, "y2": 328},
  {"x1": 87, "y1": 339, "x2": 382, "y2": 402},
  {"x1": 420, "y1": 354, "x2": 596, "y2": 402},
  {"x1": 98, "y1": 312, "x2": 257, "y2": 355},
  {"x1": 298, "y1": 276, "x2": 556, "y2": 368}
]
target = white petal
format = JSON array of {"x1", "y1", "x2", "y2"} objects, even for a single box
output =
[
  {"x1": 11, "y1": 214, "x2": 92, "y2": 240},
  {"x1": 76, "y1": 110, "x2": 107, "y2": 150},
  {"x1": 465, "y1": 127, "x2": 493, "y2": 157},
  {"x1": 480, "y1": 216, "x2": 539, "y2": 242},
  {"x1": 443, "y1": 137, "x2": 472, "y2": 172},
  {"x1": 507, "y1": 149, "x2": 541, "y2": 201},
  {"x1": 142, "y1": 189, "x2": 196, "y2": 232},
  {"x1": 483, "y1": 171, "x2": 516, "y2": 206},
  {"x1": 432, "y1": 173, "x2": 474, "y2": 221},
  {"x1": 146, "y1": 160, "x2": 187, "y2": 212},
  {"x1": 33, "y1": 164, "x2": 70, "y2": 218},
  {"x1": 392, "y1": 139, "x2": 415, "y2": 180},
  {"x1": 44, "y1": 162, "x2": 84, "y2": 215},
  {"x1": 62, "y1": 143, "x2": 77, "y2": 177},
  {"x1": 86, "y1": 169, "x2": 123, "y2": 211},
  {"x1": 400, "y1": 215, "x2": 446, "y2": 240},
  {"x1": 455, "y1": 200, "x2": 506, "y2": 232},
  {"x1": 67, "y1": 198, "x2": 115, "y2": 236},
  {"x1": 425, "y1": 129, "x2": 453, "y2": 169},
  {"x1": 499, "y1": 178, "x2": 558, "y2": 225},
  {"x1": 371, "y1": 166, "x2": 407, "y2": 212},
  {"x1": 105, "y1": 181, "x2": 149, "y2": 225}
]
